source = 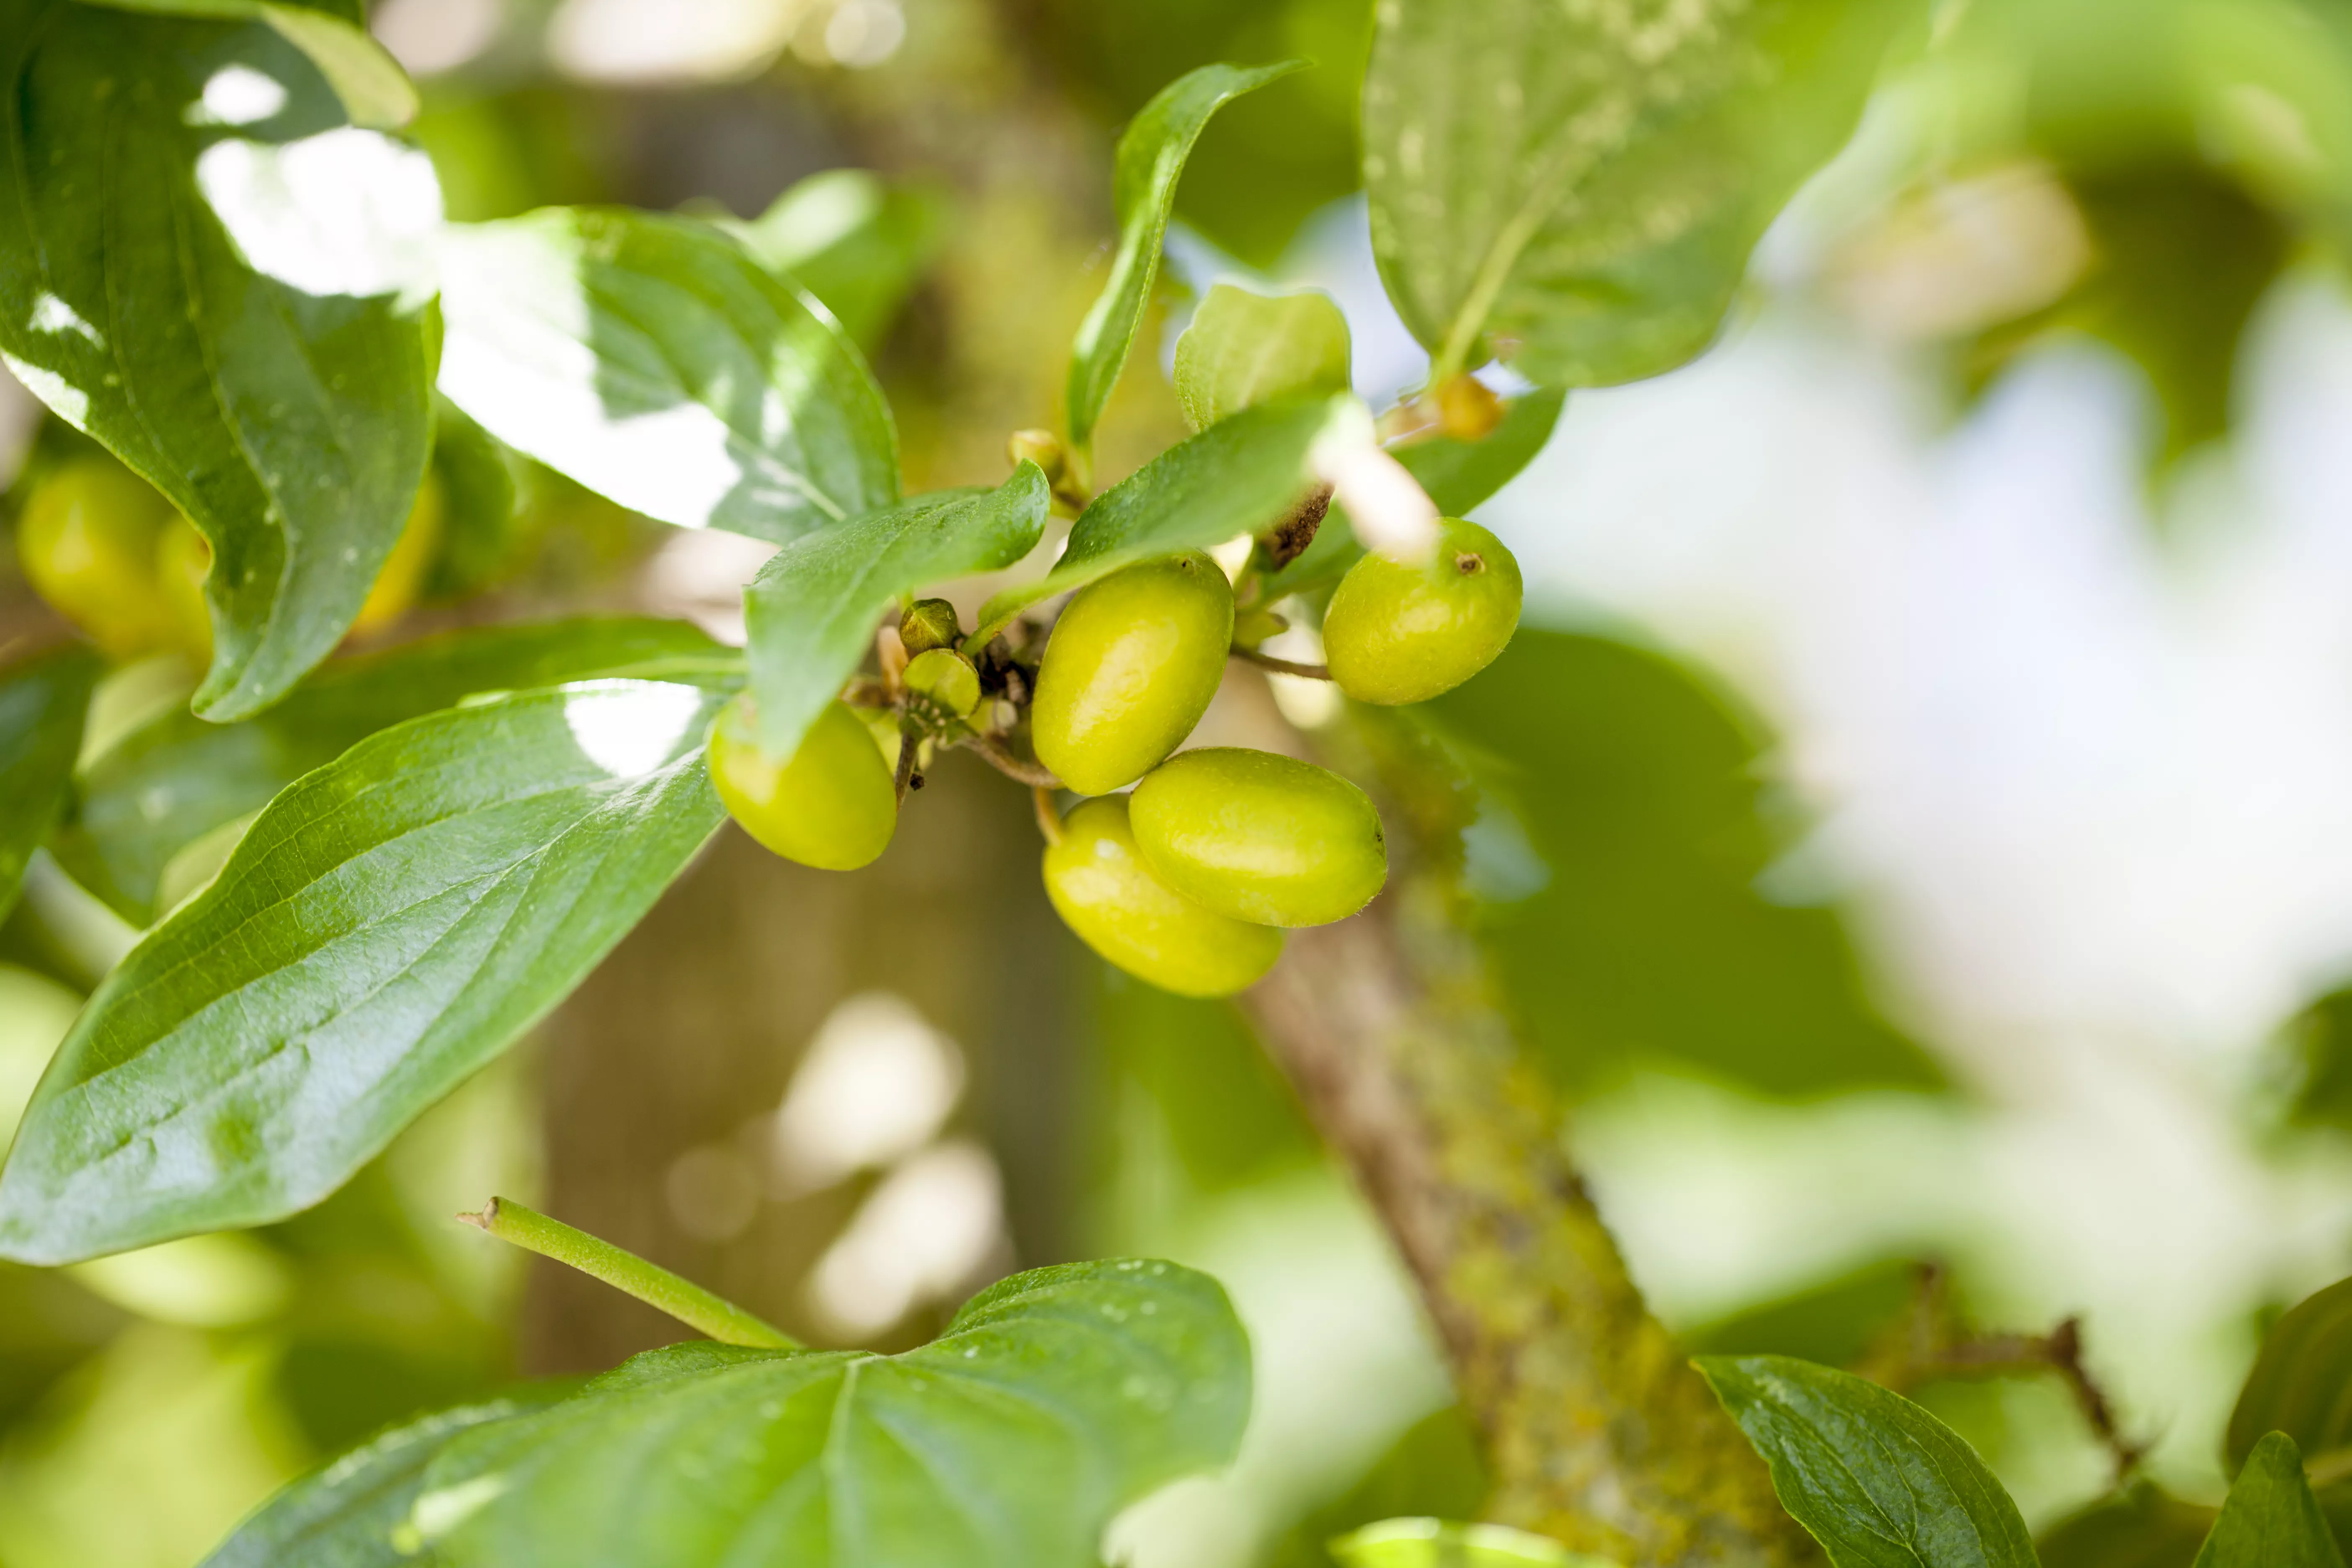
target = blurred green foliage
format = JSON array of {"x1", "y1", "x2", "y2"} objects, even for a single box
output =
[
  {"x1": 1036, "y1": 0, "x2": 1372, "y2": 265},
  {"x1": 2037, "y1": 1481, "x2": 2218, "y2": 1568},
  {"x1": 1429, "y1": 629, "x2": 1942, "y2": 1099}
]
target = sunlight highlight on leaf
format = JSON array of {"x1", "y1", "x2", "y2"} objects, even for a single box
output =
[
  {"x1": 196, "y1": 128, "x2": 442, "y2": 301},
  {"x1": 562, "y1": 680, "x2": 710, "y2": 778}
]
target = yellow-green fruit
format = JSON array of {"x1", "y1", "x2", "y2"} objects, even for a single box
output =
[
  {"x1": 1042, "y1": 796, "x2": 1282, "y2": 997},
  {"x1": 15, "y1": 457, "x2": 182, "y2": 657},
  {"x1": 1322, "y1": 518, "x2": 1522, "y2": 705},
  {"x1": 1032, "y1": 552, "x2": 1233, "y2": 795},
  {"x1": 153, "y1": 515, "x2": 214, "y2": 662},
  {"x1": 708, "y1": 696, "x2": 896, "y2": 870},
  {"x1": 1130, "y1": 748, "x2": 1385, "y2": 927},
  {"x1": 353, "y1": 471, "x2": 445, "y2": 635}
]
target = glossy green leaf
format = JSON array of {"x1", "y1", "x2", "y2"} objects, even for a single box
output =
[
  {"x1": 1173, "y1": 283, "x2": 1352, "y2": 432},
  {"x1": 57, "y1": 617, "x2": 733, "y2": 923},
  {"x1": 435, "y1": 208, "x2": 898, "y2": 544},
  {"x1": 202, "y1": 1388, "x2": 571, "y2": 1568},
  {"x1": 734, "y1": 169, "x2": 946, "y2": 351},
  {"x1": 1330, "y1": 1517, "x2": 1613, "y2": 1568},
  {"x1": 73, "y1": 0, "x2": 417, "y2": 128},
  {"x1": 1065, "y1": 60, "x2": 1305, "y2": 459},
  {"x1": 744, "y1": 466, "x2": 1048, "y2": 757},
  {"x1": 1364, "y1": 0, "x2": 1919, "y2": 387},
  {"x1": 400, "y1": 1261, "x2": 1249, "y2": 1568},
  {"x1": 973, "y1": 392, "x2": 1359, "y2": 644},
  {"x1": 1697, "y1": 1354, "x2": 2036, "y2": 1568},
  {"x1": 2195, "y1": 1433, "x2": 2344, "y2": 1568},
  {"x1": 2038, "y1": 1481, "x2": 2219, "y2": 1568},
  {"x1": 0, "y1": 0, "x2": 439, "y2": 720},
  {"x1": 2228, "y1": 1274, "x2": 2352, "y2": 1473},
  {"x1": 1260, "y1": 389, "x2": 1565, "y2": 602},
  {"x1": 0, "y1": 678, "x2": 732, "y2": 1264},
  {"x1": 422, "y1": 399, "x2": 528, "y2": 601},
  {"x1": 0, "y1": 645, "x2": 101, "y2": 922}
]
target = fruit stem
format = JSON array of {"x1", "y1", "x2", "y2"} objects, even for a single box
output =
[
  {"x1": 894, "y1": 718, "x2": 921, "y2": 802},
  {"x1": 962, "y1": 732, "x2": 1062, "y2": 789},
  {"x1": 457, "y1": 1197, "x2": 796, "y2": 1349},
  {"x1": 1032, "y1": 785, "x2": 1063, "y2": 846},
  {"x1": 1233, "y1": 646, "x2": 1333, "y2": 681}
]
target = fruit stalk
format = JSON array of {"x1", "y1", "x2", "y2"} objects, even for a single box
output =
[{"x1": 1240, "y1": 872, "x2": 1807, "y2": 1566}]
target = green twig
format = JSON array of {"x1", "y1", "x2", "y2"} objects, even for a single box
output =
[
  {"x1": 1233, "y1": 646, "x2": 1332, "y2": 681},
  {"x1": 458, "y1": 1197, "x2": 796, "y2": 1349}
]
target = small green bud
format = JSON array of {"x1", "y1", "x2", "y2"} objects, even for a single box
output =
[
  {"x1": 1434, "y1": 374, "x2": 1504, "y2": 441},
  {"x1": 1007, "y1": 428, "x2": 1068, "y2": 484},
  {"x1": 900, "y1": 598, "x2": 962, "y2": 655},
  {"x1": 903, "y1": 647, "x2": 982, "y2": 718}
]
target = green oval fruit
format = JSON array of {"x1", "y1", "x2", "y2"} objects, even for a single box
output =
[
  {"x1": 1042, "y1": 795, "x2": 1282, "y2": 997},
  {"x1": 15, "y1": 457, "x2": 184, "y2": 658},
  {"x1": 1032, "y1": 552, "x2": 1233, "y2": 796},
  {"x1": 353, "y1": 469, "x2": 444, "y2": 636},
  {"x1": 153, "y1": 514, "x2": 214, "y2": 662},
  {"x1": 1322, "y1": 518, "x2": 1522, "y2": 705},
  {"x1": 708, "y1": 696, "x2": 896, "y2": 871},
  {"x1": 1130, "y1": 748, "x2": 1385, "y2": 927}
]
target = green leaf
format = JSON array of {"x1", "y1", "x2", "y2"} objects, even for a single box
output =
[
  {"x1": 57, "y1": 617, "x2": 733, "y2": 923},
  {"x1": 2195, "y1": 1433, "x2": 2344, "y2": 1568},
  {"x1": 1330, "y1": 1517, "x2": 1615, "y2": 1568},
  {"x1": 400, "y1": 1260, "x2": 1249, "y2": 1568},
  {"x1": 1259, "y1": 389, "x2": 1565, "y2": 602},
  {"x1": 0, "y1": 0, "x2": 440, "y2": 720},
  {"x1": 0, "y1": 677, "x2": 732, "y2": 1264},
  {"x1": 973, "y1": 392, "x2": 1359, "y2": 645},
  {"x1": 2038, "y1": 1480, "x2": 2219, "y2": 1568},
  {"x1": 0, "y1": 645, "x2": 101, "y2": 923},
  {"x1": 421, "y1": 399, "x2": 528, "y2": 601},
  {"x1": 734, "y1": 169, "x2": 946, "y2": 351},
  {"x1": 1696, "y1": 1354, "x2": 2036, "y2": 1568},
  {"x1": 1065, "y1": 60, "x2": 1305, "y2": 459},
  {"x1": 1364, "y1": 0, "x2": 1920, "y2": 387},
  {"x1": 1429, "y1": 631, "x2": 1940, "y2": 1097},
  {"x1": 1173, "y1": 283, "x2": 1352, "y2": 432},
  {"x1": 201, "y1": 1388, "x2": 572, "y2": 1568},
  {"x1": 2229, "y1": 1274, "x2": 2352, "y2": 1473},
  {"x1": 744, "y1": 466, "x2": 1048, "y2": 756},
  {"x1": 72, "y1": 0, "x2": 417, "y2": 128},
  {"x1": 435, "y1": 208, "x2": 898, "y2": 544}
]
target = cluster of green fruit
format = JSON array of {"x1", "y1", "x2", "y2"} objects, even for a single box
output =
[
  {"x1": 14, "y1": 455, "x2": 444, "y2": 662},
  {"x1": 709, "y1": 511, "x2": 1523, "y2": 998}
]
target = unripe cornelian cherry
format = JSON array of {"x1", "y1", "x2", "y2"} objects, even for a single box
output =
[
  {"x1": 1129, "y1": 748, "x2": 1385, "y2": 928},
  {"x1": 153, "y1": 514, "x2": 214, "y2": 662},
  {"x1": 1031, "y1": 552, "x2": 1233, "y2": 796},
  {"x1": 708, "y1": 696, "x2": 896, "y2": 870},
  {"x1": 352, "y1": 471, "x2": 445, "y2": 636},
  {"x1": 1321, "y1": 518, "x2": 1522, "y2": 706},
  {"x1": 16, "y1": 457, "x2": 191, "y2": 659},
  {"x1": 1042, "y1": 795, "x2": 1282, "y2": 997}
]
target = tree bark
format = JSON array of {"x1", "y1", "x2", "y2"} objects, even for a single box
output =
[{"x1": 1243, "y1": 878, "x2": 1809, "y2": 1568}]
